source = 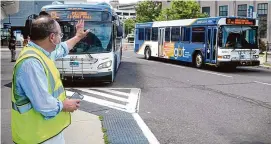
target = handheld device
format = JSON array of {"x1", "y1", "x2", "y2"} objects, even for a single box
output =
[{"x1": 70, "y1": 92, "x2": 84, "y2": 100}]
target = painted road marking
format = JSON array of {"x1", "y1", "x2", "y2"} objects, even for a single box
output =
[
  {"x1": 66, "y1": 89, "x2": 158, "y2": 143},
  {"x1": 97, "y1": 88, "x2": 130, "y2": 97},
  {"x1": 197, "y1": 70, "x2": 233, "y2": 78},
  {"x1": 76, "y1": 88, "x2": 129, "y2": 102},
  {"x1": 254, "y1": 81, "x2": 271, "y2": 86},
  {"x1": 133, "y1": 113, "x2": 160, "y2": 144},
  {"x1": 66, "y1": 88, "x2": 140, "y2": 113}
]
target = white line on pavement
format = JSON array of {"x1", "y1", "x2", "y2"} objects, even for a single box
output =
[
  {"x1": 67, "y1": 89, "x2": 159, "y2": 143},
  {"x1": 66, "y1": 90, "x2": 128, "y2": 112},
  {"x1": 254, "y1": 81, "x2": 271, "y2": 86},
  {"x1": 133, "y1": 113, "x2": 160, "y2": 144},
  {"x1": 77, "y1": 88, "x2": 129, "y2": 102},
  {"x1": 95, "y1": 88, "x2": 130, "y2": 97},
  {"x1": 197, "y1": 70, "x2": 233, "y2": 78},
  {"x1": 127, "y1": 88, "x2": 140, "y2": 113}
]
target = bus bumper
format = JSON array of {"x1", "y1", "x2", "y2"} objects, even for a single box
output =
[
  {"x1": 217, "y1": 60, "x2": 260, "y2": 67},
  {"x1": 60, "y1": 71, "x2": 112, "y2": 82}
]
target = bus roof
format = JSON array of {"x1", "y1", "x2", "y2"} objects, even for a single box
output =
[
  {"x1": 135, "y1": 16, "x2": 258, "y2": 28},
  {"x1": 41, "y1": 2, "x2": 114, "y2": 13}
]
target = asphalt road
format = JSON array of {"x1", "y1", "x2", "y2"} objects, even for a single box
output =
[
  {"x1": 1, "y1": 44, "x2": 271, "y2": 144},
  {"x1": 64, "y1": 44, "x2": 271, "y2": 144}
]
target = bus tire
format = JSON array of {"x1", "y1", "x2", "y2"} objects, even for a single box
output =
[
  {"x1": 194, "y1": 52, "x2": 203, "y2": 68},
  {"x1": 144, "y1": 47, "x2": 151, "y2": 60}
]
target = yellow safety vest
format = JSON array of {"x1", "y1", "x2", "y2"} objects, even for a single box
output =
[{"x1": 11, "y1": 46, "x2": 71, "y2": 144}]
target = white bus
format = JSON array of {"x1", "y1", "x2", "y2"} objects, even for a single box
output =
[
  {"x1": 41, "y1": 2, "x2": 123, "y2": 83},
  {"x1": 134, "y1": 17, "x2": 260, "y2": 69}
]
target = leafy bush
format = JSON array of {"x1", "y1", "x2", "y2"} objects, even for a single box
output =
[{"x1": 259, "y1": 39, "x2": 266, "y2": 53}]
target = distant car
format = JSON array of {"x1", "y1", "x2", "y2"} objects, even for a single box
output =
[{"x1": 126, "y1": 34, "x2": 134, "y2": 43}]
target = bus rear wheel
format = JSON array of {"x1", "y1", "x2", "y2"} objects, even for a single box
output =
[
  {"x1": 194, "y1": 52, "x2": 203, "y2": 68},
  {"x1": 144, "y1": 47, "x2": 151, "y2": 60}
]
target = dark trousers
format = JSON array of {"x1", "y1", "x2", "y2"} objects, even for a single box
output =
[{"x1": 11, "y1": 49, "x2": 16, "y2": 61}]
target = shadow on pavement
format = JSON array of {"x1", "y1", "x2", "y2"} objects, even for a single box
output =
[
  {"x1": 137, "y1": 57, "x2": 191, "y2": 67},
  {"x1": 4, "y1": 82, "x2": 12, "y2": 88}
]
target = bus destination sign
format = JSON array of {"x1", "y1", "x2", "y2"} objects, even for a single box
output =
[
  {"x1": 226, "y1": 18, "x2": 255, "y2": 25},
  {"x1": 67, "y1": 11, "x2": 91, "y2": 19},
  {"x1": 49, "y1": 11, "x2": 92, "y2": 20}
]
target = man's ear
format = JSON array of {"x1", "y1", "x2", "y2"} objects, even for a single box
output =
[{"x1": 49, "y1": 33, "x2": 55, "y2": 42}]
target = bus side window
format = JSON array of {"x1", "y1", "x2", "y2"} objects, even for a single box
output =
[
  {"x1": 171, "y1": 26, "x2": 180, "y2": 42},
  {"x1": 182, "y1": 27, "x2": 191, "y2": 42},
  {"x1": 191, "y1": 27, "x2": 205, "y2": 43},
  {"x1": 151, "y1": 27, "x2": 158, "y2": 41},
  {"x1": 165, "y1": 27, "x2": 170, "y2": 42},
  {"x1": 145, "y1": 28, "x2": 151, "y2": 41},
  {"x1": 138, "y1": 28, "x2": 144, "y2": 40}
]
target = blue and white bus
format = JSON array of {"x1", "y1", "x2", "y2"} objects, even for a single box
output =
[
  {"x1": 41, "y1": 2, "x2": 123, "y2": 83},
  {"x1": 134, "y1": 17, "x2": 260, "y2": 69}
]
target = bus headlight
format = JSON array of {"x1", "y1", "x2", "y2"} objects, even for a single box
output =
[
  {"x1": 223, "y1": 55, "x2": 230, "y2": 59},
  {"x1": 253, "y1": 55, "x2": 259, "y2": 58},
  {"x1": 98, "y1": 60, "x2": 112, "y2": 69}
]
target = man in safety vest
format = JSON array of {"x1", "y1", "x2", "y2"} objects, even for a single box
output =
[{"x1": 11, "y1": 16, "x2": 89, "y2": 144}]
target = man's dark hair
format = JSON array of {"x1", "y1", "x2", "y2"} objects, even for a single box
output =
[
  {"x1": 39, "y1": 11, "x2": 51, "y2": 17},
  {"x1": 30, "y1": 16, "x2": 57, "y2": 41}
]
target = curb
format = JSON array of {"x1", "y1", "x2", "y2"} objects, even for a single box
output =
[{"x1": 259, "y1": 64, "x2": 270, "y2": 69}]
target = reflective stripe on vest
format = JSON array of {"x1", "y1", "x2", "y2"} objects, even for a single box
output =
[{"x1": 12, "y1": 86, "x2": 65, "y2": 114}]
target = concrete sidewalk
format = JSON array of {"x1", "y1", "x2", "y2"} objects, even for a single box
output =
[
  {"x1": 259, "y1": 55, "x2": 271, "y2": 68},
  {"x1": 64, "y1": 110, "x2": 104, "y2": 144}
]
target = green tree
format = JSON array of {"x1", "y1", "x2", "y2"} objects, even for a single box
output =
[
  {"x1": 157, "y1": 0, "x2": 208, "y2": 21},
  {"x1": 124, "y1": 18, "x2": 135, "y2": 35},
  {"x1": 135, "y1": 1, "x2": 162, "y2": 23}
]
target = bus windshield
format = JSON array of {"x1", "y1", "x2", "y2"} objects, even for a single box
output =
[
  {"x1": 60, "y1": 21, "x2": 112, "y2": 54},
  {"x1": 221, "y1": 26, "x2": 258, "y2": 49}
]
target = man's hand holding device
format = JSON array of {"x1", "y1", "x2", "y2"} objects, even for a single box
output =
[{"x1": 62, "y1": 92, "x2": 84, "y2": 112}]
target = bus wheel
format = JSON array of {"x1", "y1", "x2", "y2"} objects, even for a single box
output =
[
  {"x1": 194, "y1": 52, "x2": 203, "y2": 68},
  {"x1": 144, "y1": 47, "x2": 151, "y2": 60}
]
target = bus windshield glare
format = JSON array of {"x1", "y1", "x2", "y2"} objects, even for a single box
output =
[
  {"x1": 221, "y1": 26, "x2": 258, "y2": 49},
  {"x1": 60, "y1": 21, "x2": 112, "y2": 54}
]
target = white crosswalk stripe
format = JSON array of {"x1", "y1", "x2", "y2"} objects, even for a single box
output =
[{"x1": 65, "y1": 88, "x2": 141, "y2": 113}]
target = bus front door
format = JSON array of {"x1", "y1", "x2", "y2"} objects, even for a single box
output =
[
  {"x1": 206, "y1": 27, "x2": 217, "y2": 64},
  {"x1": 158, "y1": 28, "x2": 165, "y2": 57}
]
